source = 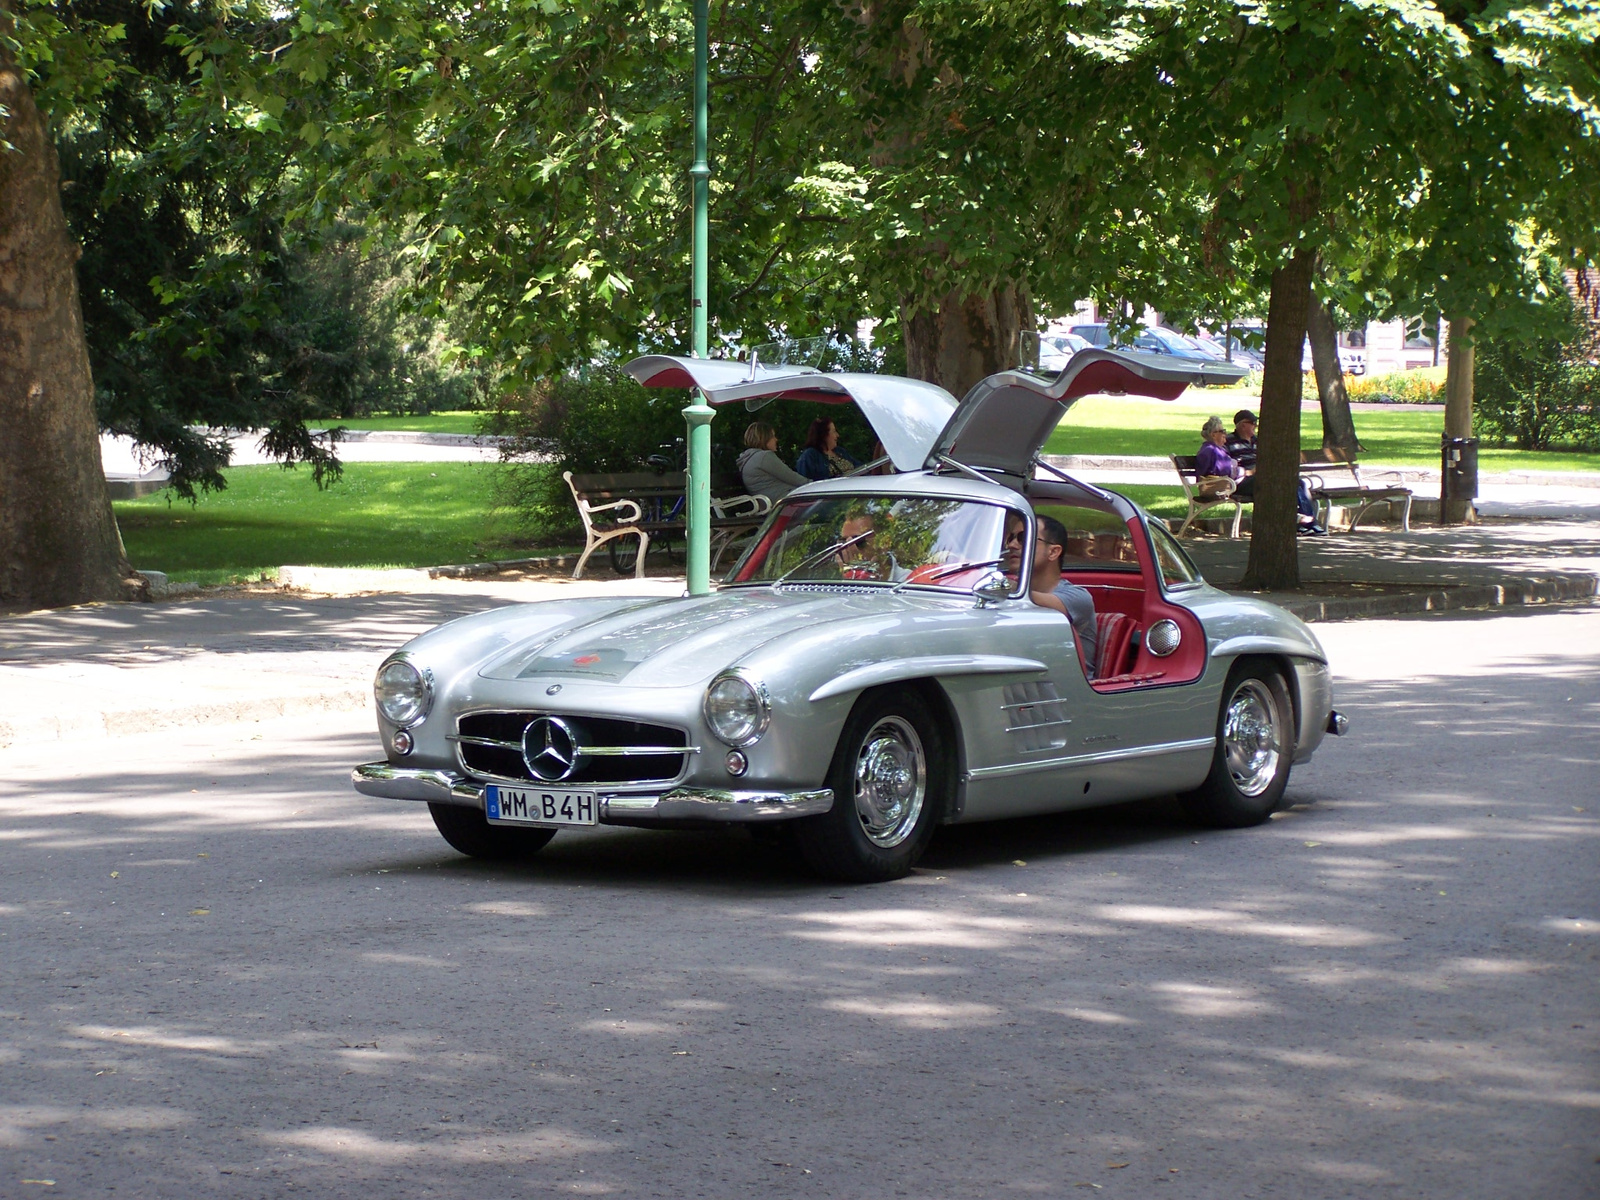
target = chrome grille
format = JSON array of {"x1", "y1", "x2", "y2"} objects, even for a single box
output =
[{"x1": 453, "y1": 711, "x2": 690, "y2": 786}]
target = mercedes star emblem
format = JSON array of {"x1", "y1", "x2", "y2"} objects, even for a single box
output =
[{"x1": 522, "y1": 716, "x2": 581, "y2": 782}]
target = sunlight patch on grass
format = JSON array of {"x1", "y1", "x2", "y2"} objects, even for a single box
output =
[
  {"x1": 114, "y1": 462, "x2": 539, "y2": 584},
  {"x1": 308, "y1": 411, "x2": 485, "y2": 434}
]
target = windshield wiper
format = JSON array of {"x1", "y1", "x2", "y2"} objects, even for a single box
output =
[
  {"x1": 889, "y1": 557, "x2": 1006, "y2": 594},
  {"x1": 771, "y1": 530, "x2": 877, "y2": 590}
]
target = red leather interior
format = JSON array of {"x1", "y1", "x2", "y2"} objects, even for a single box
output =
[
  {"x1": 1066, "y1": 521, "x2": 1207, "y2": 691},
  {"x1": 1093, "y1": 612, "x2": 1137, "y2": 679}
]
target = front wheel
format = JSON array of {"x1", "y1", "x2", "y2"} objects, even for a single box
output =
[
  {"x1": 1179, "y1": 661, "x2": 1294, "y2": 828},
  {"x1": 794, "y1": 687, "x2": 949, "y2": 883},
  {"x1": 428, "y1": 802, "x2": 557, "y2": 860}
]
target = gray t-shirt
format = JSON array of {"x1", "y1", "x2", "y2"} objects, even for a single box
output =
[
  {"x1": 1052, "y1": 580, "x2": 1098, "y2": 672},
  {"x1": 737, "y1": 448, "x2": 809, "y2": 502}
]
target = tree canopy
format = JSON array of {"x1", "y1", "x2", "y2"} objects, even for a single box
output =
[{"x1": 5, "y1": 0, "x2": 1600, "y2": 601}]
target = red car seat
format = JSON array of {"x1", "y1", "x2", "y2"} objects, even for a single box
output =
[{"x1": 1094, "y1": 611, "x2": 1137, "y2": 680}]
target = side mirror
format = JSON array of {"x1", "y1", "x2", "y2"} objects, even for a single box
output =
[{"x1": 972, "y1": 569, "x2": 1014, "y2": 608}]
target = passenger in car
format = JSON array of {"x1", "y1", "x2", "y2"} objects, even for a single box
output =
[{"x1": 1002, "y1": 512, "x2": 1098, "y2": 672}]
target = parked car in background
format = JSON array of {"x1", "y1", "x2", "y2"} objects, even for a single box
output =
[
  {"x1": 1036, "y1": 332, "x2": 1092, "y2": 373},
  {"x1": 1198, "y1": 333, "x2": 1266, "y2": 371},
  {"x1": 1070, "y1": 323, "x2": 1219, "y2": 363}
]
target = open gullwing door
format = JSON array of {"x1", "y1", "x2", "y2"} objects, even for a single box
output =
[
  {"x1": 931, "y1": 348, "x2": 1249, "y2": 478},
  {"x1": 623, "y1": 355, "x2": 958, "y2": 473}
]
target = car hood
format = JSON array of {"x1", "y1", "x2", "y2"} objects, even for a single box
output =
[{"x1": 476, "y1": 588, "x2": 930, "y2": 689}]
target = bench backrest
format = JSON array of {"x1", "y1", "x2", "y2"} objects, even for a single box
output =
[
  {"x1": 566, "y1": 471, "x2": 686, "y2": 502},
  {"x1": 1298, "y1": 449, "x2": 1365, "y2": 486}
]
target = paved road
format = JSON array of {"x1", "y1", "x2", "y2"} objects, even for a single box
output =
[{"x1": 2, "y1": 608, "x2": 1596, "y2": 1198}]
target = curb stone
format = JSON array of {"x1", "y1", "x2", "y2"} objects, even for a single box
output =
[
  {"x1": 1240, "y1": 573, "x2": 1599, "y2": 622},
  {"x1": 276, "y1": 554, "x2": 583, "y2": 591}
]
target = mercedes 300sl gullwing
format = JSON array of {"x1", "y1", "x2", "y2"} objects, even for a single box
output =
[{"x1": 352, "y1": 348, "x2": 1347, "y2": 881}]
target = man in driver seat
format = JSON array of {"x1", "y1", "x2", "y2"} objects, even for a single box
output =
[{"x1": 1003, "y1": 512, "x2": 1098, "y2": 672}]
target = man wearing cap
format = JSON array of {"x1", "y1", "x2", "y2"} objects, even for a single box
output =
[
  {"x1": 1224, "y1": 408, "x2": 1323, "y2": 535},
  {"x1": 1226, "y1": 410, "x2": 1258, "y2": 469}
]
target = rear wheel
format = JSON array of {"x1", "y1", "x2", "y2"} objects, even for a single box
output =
[
  {"x1": 1179, "y1": 660, "x2": 1294, "y2": 828},
  {"x1": 794, "y1": 687, "x2": 949, "y2": 882},
  {"x1": 428, "y1": 802, "x2": 557, "y2": 860}
]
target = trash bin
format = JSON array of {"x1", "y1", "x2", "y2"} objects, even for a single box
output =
[{"x1": 1441, "y1": 435, "x2": 1478, "y2": 501}]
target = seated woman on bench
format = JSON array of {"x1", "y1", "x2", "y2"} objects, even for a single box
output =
[{"x1": 1002, "y1": 512, "x2": 1098, "y2": 674}]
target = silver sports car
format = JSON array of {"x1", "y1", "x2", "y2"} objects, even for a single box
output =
[{"x1": 353, "y1": 348, "x2": 1346, "y2": 881}]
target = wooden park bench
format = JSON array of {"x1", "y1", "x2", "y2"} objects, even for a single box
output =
[
  {"x1": 563, "y1": 470, "x2": 771, "y2": 579},
  {"x1": 1171, "y1": 454, "x2": 1245, "y2": 539},
  {"x1": 1299, "y1": 448, "x2": 1414, "y2": 532}
]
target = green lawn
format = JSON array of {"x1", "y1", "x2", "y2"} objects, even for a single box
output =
[
  {"x1": 1101, "y1": 483, "x2": 1189, "y2": 519},
  {"x1": 115, "y1": 462, "x2": 545, "y2": 585},
  {"x1": 1047, "y1": 393, "x2": 1600, "y2": 474},
  {"x1": 310, "y1": 411, "x2": 484, "y2": 434}
]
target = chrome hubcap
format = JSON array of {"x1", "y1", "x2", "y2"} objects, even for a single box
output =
[
  {"x1": 1223, "y1": 679, "x2": 1282, "y2": 797},
  {"x1": 853, "y1": 716, "x2": 927, "y2": 848}
]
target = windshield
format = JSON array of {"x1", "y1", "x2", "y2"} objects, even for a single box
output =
[{"x1": 728, "y1": 495, "x2": 1011, "y2": 590}]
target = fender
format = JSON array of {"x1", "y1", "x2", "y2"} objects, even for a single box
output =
[
  {"x1": 1209, "y1": 635, "x2": 1326, "y2": 665},
  {"x1": 808, "y1": 655, "x2": 1047, "y2": 703}
]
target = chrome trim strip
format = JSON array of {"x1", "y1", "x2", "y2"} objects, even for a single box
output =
[
  {"x1": 451, "y1": 763, "x2": 685, "y2": 791},
  {"x1": 963, "y1": 736, "x2": 1215, "y2": 782},
  {"x1": 447, "y1": 734, "x2": 698, "y2": 756},
  {"x1": 603, "y1": 788, "x2": 833, "y2": 822},
  {"x1": 350, "y1": 763, "x2": 830, "y2": 822},
  {"x1": 1003, "y1": 717, "x2": 1073, "y2": 734},
  {"x1": 455, "y1": 707, "x2": 695, "y2": 743}
]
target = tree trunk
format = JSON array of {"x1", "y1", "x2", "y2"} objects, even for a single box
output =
[
  {"x1": 1306, "y1": 293, "x2": 1363, "y2": 455},
  {"x1": 901, "y1": 282, "x2": 1032, "y2": 399},
  {"x1": 0, "y1": 43, "x2": 130, "y2": 608},
  {"x1": 1441, "y1": 314, "x2": 1476, "y2": 525},
  {"x1": 1239, "y1": 248, "x2": 1317, "y2": 592}
]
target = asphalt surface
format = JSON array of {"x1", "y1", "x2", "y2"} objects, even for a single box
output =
[{"x1": 1, "y1": 607, "x2": 1597, "y2": 1198}]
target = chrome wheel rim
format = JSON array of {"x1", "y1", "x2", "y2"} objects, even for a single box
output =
[
  {"x1": 1223, "y1": 679, "x2": 1282, "y2": 797},
  {"x1": 853, "y1": 716, "x2": 927, "y2": 848}
]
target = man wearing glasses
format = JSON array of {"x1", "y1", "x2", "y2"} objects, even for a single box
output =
[{"x1": 1001, "y1": 511, "x2": 1099, "y2": 675}]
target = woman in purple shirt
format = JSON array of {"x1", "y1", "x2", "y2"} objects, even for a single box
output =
[{"x1": 1197, "y1": 416, "x2": 1254, "y2": 500}]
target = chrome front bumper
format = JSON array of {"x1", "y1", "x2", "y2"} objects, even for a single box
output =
[{"x1": 351, "y1": 762, "x2": 833, "y2": 823}]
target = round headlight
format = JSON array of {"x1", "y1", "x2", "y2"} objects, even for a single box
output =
[
  {"x1": 704, "y1": 674, "x2": 769, "y2": 747},
  {"x1": 375, "y1": 658, "x2": 432, "y2": 726}
]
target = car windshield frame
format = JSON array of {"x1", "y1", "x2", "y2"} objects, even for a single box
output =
[
  {"x1": 1144, "y1": 513, "x2": 1205, "y2": 591},
  {"x1": 724, "y1": 492, "x2": 1018, "y2": 594}
]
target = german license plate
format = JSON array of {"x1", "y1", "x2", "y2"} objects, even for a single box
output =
[{"x1": 485, "y1": 785, "x2": 597, "y2": 827}]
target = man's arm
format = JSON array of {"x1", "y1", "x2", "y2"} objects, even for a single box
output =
[{"x1": 1031, "y1": 590, "x2": 1068, "y2": 614}]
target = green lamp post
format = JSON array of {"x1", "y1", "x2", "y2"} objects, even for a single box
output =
[{"x1": 682, "y1": 0, "x2": 714, "y2": 595}]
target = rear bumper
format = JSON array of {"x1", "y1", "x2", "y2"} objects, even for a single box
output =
[{"x1": 351, "y1": 762, "x2": 832, "y2": 823}]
